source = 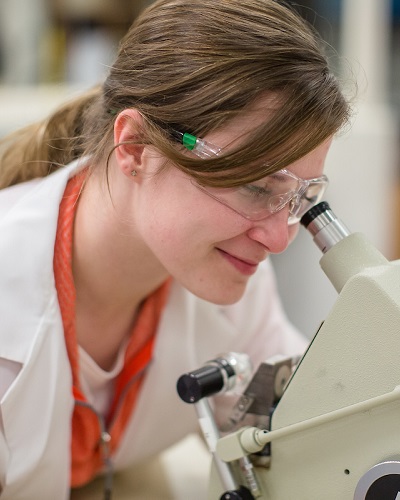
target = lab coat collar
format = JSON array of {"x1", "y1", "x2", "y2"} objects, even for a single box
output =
[{"x1": 0, "y1": 159, "x2": 87, "y2": 363}]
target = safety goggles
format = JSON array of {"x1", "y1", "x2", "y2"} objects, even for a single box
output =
[{"x1": 174, "y1": 131, "x2": 329, "y2": 225}]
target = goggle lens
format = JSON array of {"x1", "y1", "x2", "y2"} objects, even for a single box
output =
[
  {"x1": 175, "y1": 130, "x2": 329, "y2": 225},
  {"x1": 194, "y1": 171, "x2": 328, "y2": 225}
]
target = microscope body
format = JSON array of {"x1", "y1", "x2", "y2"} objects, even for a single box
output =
[{"x1": 207, "y1": 220, "x2": 400, "y2": 498}]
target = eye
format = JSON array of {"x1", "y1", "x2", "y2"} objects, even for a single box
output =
[
  {"x1": 303, "y1": 185, "x2": 320, "y2": 203},
  {"x1": 239, "y1": 183, "x2": 272, "y2": 198}
]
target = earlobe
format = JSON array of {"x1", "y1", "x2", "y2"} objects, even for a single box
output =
[{"x1": 113, "y1": 109, "x2": 145, "y2": 178}]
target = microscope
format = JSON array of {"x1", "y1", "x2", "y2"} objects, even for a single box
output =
[{"x1": 177, "y1": 202, "x2": 400, "y2": 499}]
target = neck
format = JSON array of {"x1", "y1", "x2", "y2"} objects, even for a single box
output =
[
  {"x1": 71, "y1": 170, "x2": 169, "y2": 368},
  {"x1": 73, "y1": 172, "x2": 168, "y2": 308}
]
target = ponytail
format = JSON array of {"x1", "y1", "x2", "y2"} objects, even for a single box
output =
[{"x1": 0, "y1": 86, "x2": 101, "y2": 189}]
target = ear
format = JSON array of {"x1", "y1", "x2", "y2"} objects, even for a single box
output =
[{"x1": 113, "y1": 109, "x2": 145, "y2": 178}]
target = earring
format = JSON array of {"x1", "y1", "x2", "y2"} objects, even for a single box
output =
[{"x1": 131, "y1": 170, "x2": 138, "y2": 177}]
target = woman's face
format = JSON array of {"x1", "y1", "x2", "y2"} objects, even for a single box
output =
[{"x1": 124, "y1": 104, "x2": 332, "y2": 305}]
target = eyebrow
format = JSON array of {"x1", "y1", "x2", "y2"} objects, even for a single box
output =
[
  {"x1": 256, "y1": 171, "x2": 288, "y2": 183},
  {"x1": 270, "y1": 172, "x2": 287, "y2": 180}
]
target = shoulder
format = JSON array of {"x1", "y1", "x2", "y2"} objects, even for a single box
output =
[
  {"x1": 0, "y1": 178, "x2": 41, "y2": 218},
  {"x1": 0, "y1": 158, "x2": 87, "y2": 220}
]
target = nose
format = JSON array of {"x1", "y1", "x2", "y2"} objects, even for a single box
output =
[{"x1": 245, "y1": 207, "x2": 292, "y2": 254}]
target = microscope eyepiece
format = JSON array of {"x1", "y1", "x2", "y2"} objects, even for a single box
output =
[
  {"x1": 300, "y1": 201, "x2": 351, "y2": 254},
  {"x1": 300, "y1": 201, "x2": 331, "y2": 229}
]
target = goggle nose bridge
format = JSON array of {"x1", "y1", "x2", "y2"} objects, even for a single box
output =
[{"x1": 269, "y1": 179, "x2": 308, "y2": 215}]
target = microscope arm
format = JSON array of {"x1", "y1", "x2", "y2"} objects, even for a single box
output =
[
  {"x1": 211, "y1": 202, "x2": 400, "y2": 499},
  {"x1": 216, "y1": 385, "x2": 400, "y2": 463}
]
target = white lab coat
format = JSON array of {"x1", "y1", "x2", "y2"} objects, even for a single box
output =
[{"x1": 0, "y1": 160, "x2": 306, "y2": 499}]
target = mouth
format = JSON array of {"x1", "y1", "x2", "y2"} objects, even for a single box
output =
[{"x1": 216, "y1": 248, "x2": 260, "y2": 276}]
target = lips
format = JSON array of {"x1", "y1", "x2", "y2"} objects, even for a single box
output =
[{"x1": 217, "y1": 248, "x2": 261, "y2": 276}]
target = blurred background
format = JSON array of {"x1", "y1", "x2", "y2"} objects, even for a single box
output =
[{"x1": 0, "y1": 0, "x2": 399, "y2": 338}]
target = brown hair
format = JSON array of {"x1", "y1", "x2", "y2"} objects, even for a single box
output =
[{"x1": 0, "y1": 0, "x2": 351, "y2": 189}]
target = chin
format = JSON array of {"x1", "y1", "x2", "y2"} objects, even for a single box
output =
[{"x1": 192, "y1": 283, "x2": 248, "y2": 306}]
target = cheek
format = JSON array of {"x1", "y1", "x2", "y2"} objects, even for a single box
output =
[
  {"x1": 138, "y1": 187, "x2": 202, "y2": 251},
  {"x1": 137, "y1": 171, "x2": 249, "y2": 254},
  {"x1": 142, "y1": 197, "x2": 243, "y2": 262}
]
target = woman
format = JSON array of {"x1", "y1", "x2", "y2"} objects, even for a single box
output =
[{"x1": 0, "y1": 0, "x2": 350, "y2": 498}]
